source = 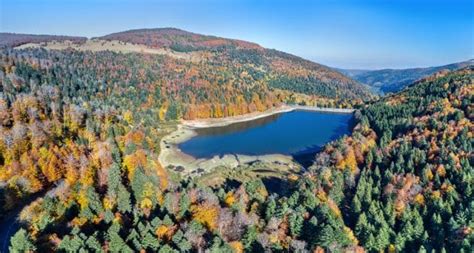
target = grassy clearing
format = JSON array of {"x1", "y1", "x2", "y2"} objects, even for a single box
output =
[{"x1": 192, "y1": 161, "x2": 301, "y2": 189}]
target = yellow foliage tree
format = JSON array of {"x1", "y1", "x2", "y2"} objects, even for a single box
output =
[
  {"x1": 413, "y1": 193, "x2": 425, "y2": 206},
  {"x1": 229, "y1": 241, "x2": 244, "y2": 253},
  {"x1": 122, "y1": 149, "x2": 147, "y2": 180},
  {"x1": 336, "y1": 148, "x2": 357, "y2": 172},
  {"x1": 140, "y1": 198, "x2": 153, "y2": 210},
  {"x1": 158, "y1": 102, "x2": 168, "y2": 121},
  {"x1": 123, "y1": 110, "x2": 134, "y2": 124},
  {"x1": 156, "y1": 225, "x2": 169, "y2": 239},
  {"x1": 191, "y1": 203, "x2": 219, "y2": 231},
  {"x1": 77, "y1": 190, "x2": 88, "y2": 211},
  {"x1": 38, "y1": 147, "x2": 62, "y2": 183},
  {"x1": 224, "y1": 192, "x2": 235, "y2": 207}
]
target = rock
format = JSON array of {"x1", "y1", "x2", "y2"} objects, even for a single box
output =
[{"x1": 175, "y1": 166, "x2": 185, "y2": 172}]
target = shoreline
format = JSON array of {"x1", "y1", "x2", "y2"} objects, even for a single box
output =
[
  {"x1": 159, "y1": 105, "x2": 355, "y2": 177},
  {"x1": 158, "y1": 124, "x2": 297, "y2": 177},
  {"x1": 182, "y1": 104, "x2": 355, "y2": 129}
]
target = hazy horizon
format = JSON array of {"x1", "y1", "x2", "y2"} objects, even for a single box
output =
[{"x1": 1, "y1": 0, "x2": 473, "y2": 69}]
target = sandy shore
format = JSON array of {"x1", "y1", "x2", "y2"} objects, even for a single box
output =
[
  {"x1": 158, "y1": 105, "x2": 355, "y2": 176},
  {"x1": 182, "y1": 104, "x2": 354, "y2": 129}
]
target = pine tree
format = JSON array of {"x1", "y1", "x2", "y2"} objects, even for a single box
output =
[
  {"x1": 178, "y1": 192, "x2": 190, "y2": 218},
  {"x1": 117, "y1": 184, "x2": 132, "y2": 213},
  {"x1": 9, "y1": 229, "x2": 36, "y2": 253},
  {"x1": 288, "y1": 210, "x2": 304, "y2": 237},
  {"x1": 172, "y1": 230, "x2": 192, "y2": 252},
  {"x1": 85, "y1": 234, "x2": 103, "y2": 252},
  {"x1": 158, "y1": 244, "x2": 178, "y2": 253},
  {"x1": 265, "y1": 197, "x2": 276, "y2": 221},
  {"x1": 107, "y1": 223, "x2": 133, "y2": 253},
  {"x1": 242, "y1": 225, "x2": 258, "y2": 250}
]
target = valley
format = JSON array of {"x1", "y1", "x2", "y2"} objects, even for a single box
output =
[{"x1": 0, "y1": 28, "x2": 472, "y2": 253}]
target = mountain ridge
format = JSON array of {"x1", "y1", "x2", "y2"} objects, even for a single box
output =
[{"x1": 336, "y1": 59, "x2": 473, "y2": 94}]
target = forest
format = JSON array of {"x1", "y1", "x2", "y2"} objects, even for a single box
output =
[
  {"x1": 0, "y1": 31, "x2": 472, "y2": 252},
  {"x1": 0, "y1": 33, "x2": 86, "y2": 48}
]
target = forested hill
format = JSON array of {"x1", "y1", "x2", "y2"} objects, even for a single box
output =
[
  {"x1": 99, "y1": 28, "x2": 373, "y2": 105},
  {"x1": 3, "y1": 54, "x2": 472, "y2": 252},
  {"x1": 2, "y1": 29, "x2": 372, "y2": 121},
  {"x1": 338, "y1": 59, "x2": 473, "y2": 94}
]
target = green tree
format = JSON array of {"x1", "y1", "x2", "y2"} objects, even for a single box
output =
[
  {"x1": 289, "y1": 210, "x2": 304, "y2": 237},
  {"x1": 117, "y1": 184, "x2": 132, "y2": 213},
  {"x1": 9, "y1": 229, "x2": 36, "y2": 253}
]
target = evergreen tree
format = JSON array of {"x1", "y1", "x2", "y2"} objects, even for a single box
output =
[{"x1": 9, "y1": 229, "x2": 36, "y2": 253}]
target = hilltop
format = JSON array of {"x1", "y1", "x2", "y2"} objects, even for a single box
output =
[
  {"x1": 98, "y1": 28, "x2": 263, "y2": 51},
  {"x1": 337, "y1": 59, "x2": 473, "y2": 94}
]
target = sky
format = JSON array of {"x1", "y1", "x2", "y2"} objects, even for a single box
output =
[{"x1": 1, "y1": 0, "x2": 473, "y2": 69}]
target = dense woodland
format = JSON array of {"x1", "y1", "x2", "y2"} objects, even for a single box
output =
[
  {"x1": 0, "y1": 31, "x2": 472, "y2": 253},
  {"x1": 0, "y1": 32, "x2": 372, "y2": 122}
]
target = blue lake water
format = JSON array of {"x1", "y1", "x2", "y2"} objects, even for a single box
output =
[{"x1": 179, "y1": 110, "x2": 354, "y2": 163}]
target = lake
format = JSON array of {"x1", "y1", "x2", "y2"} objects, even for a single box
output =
[{"x1": 178, "y1": 110, "x2": 354, "y2": 165}]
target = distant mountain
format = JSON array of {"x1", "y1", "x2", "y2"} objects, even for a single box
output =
[
  {"x1": 337, "y1": 59, "x2": 473, "y2": 94},
  {"x1": 0, "y1": 33, "x2": 86, "y2": 47}
]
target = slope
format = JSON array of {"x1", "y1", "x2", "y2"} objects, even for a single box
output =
[
  {"x1": 5, "y1": 28, "x2": 373, "y2": 120},
  {"x1": 99, "y1": 28, "x2": 373, "y2": 102}
]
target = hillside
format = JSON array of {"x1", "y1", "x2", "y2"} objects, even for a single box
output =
[
  {"x1": 338, "y1": 59, "x2": 473, "y2": 94},
  {"x1": 100, "y1": 28, "x2": 372, "y2": 102},
  {"x1": 0, "y1": 33, "x2": 86, "y2": 48},
  {"x1": 2, "y1": 39, "x2": 472, "y2": 252},
  {"x1": 7, "y1": 29, "x2": 372, "y2": 118}
]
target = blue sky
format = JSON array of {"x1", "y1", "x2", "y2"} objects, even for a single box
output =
[{"x1": 1, "y1": 0, "x2": 473, "y2": 69}]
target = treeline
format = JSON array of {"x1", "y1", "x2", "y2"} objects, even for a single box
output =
[{"x1": 0, "y1": 33, "x2": 86, "y2": 48}]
